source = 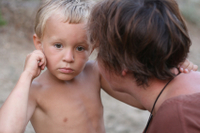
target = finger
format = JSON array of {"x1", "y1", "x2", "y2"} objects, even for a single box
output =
[
  {"x1": 38, "y1": 58, "x2": 44, "y2": 67},
  {"x1": 35, "y1": 50, "x2": 44, "y2": 65},
  {"x1": 180, "y1": 62, "x2": 193, "y2": 73},
  {"x1": 180, "y1": 59, "x2": 190, "y2": 69},
  {"x1": 193, "y1": 65, "x2": 198, "y2": 71},
  {"x1": 179, "y1": 67, "x2": 184, "y2": 73},
  {"x1": 38, "y1": 53, "x2": 46, "y2": 70},
  {"x1": 183, "y1": 69, "x2": 189, "y2": 73},
  {"x1": 170, "y1": 68, "x2": 179, "y2": 75},
  {"x1": 186, "y1": 63, "x2": 194, "y2": 72},
  {"x1": 41, "y1": 61, "x2": 46, "y2": 70}
]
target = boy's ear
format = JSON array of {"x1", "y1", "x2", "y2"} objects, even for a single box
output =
[{"x1": 33, "y1": 34, "x2": 43, "y2": 50}]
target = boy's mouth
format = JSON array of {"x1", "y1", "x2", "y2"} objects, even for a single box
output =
[{"x1": 58, "y1": 68, "x2": 74, "y2": 74}]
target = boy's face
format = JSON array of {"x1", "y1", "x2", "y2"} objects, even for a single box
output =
[{"x1": 37, "y1": 14, "x2": 91, "y2": 81}]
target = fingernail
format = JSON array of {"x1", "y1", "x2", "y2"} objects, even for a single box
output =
[
  {"x1": 185, "y1": 69, "x2": 188, "y2": 73},
  {"x1": 180, "y1": 68, "x2": 183, "y2": 72}
]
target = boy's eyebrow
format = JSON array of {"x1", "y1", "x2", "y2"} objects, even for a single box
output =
[
  {"x1": 77, "y1": 42, "x2": 89, "y2": 46},
  {"x1": 47, "y1": 35, "x2": 89, "y2": 45}
]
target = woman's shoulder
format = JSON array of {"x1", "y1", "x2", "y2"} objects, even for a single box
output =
[
  {"x1": 167, "y1": 71, "x2": 200, "y2": 96},
  {"x1": 178, "y1": 70, "x2": 200, "y2": 81}
]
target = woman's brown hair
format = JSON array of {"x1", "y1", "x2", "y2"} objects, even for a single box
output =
[{"x1": 88, "y1": 0, "x2": 191, "y2": 86}]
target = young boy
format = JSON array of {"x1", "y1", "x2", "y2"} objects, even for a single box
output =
[
  {"x1": 0, "y1": 0, "x2": 197, "y2": 132},
  {"x1": 0, "y1": 0, "x2": 105, "y2": 132},
  {"x1": 88, "y1": 0, "x2": 200, "y2": 132}
]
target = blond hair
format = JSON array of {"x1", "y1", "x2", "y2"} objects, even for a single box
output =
[{"x1": 34, "y1": 0, "x2": 93, "y2": 39}]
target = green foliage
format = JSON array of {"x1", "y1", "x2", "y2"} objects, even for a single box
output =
[{"x1": 0, "y1": 11, "x2": 6, "y2": 26}]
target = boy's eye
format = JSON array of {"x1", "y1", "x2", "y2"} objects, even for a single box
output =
[
  {"x1": 76, "y1": 46, "x2": 85, "y2": 51},
  {"x1": 54, "y1": 44, "x2": 63, "y2": 48}
]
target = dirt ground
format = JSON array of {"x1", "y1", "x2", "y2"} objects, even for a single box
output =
[{"x1": 0, "y1": 1, "x2": 200, "y2": 132}]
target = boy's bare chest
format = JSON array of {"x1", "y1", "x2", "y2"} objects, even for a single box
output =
[
  {"x1": 30, "y1": 83, "x2": 104, "y2": 133},
  {"x1": 37, "y1": 86, "x2": 102, "y2": 113}
]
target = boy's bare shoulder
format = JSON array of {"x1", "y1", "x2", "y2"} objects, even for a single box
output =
[
  {"x1": 84, "y1": 60, "x2": 99, "y2": 74},
  {"x1": 82, "y1": 60, "x2": 101, "y2": 84},
  {"x1": 29, "y1": 73, "x2": 47, "y2": 97},
  {"x1": 31, "y1": 79, "x2": 43, "y2": 91}
]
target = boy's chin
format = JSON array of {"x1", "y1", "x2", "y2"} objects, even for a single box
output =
[{"x1": 56, "y1": 74, "x2": 77, "y2": 82}]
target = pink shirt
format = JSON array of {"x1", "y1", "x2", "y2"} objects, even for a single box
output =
[{"x1": 146, "y1": 92, "x2": 200, "y2": 133}]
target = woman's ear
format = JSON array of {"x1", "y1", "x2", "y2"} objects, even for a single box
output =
[
  {"x1": 122, "y1": 69, "x2": 128, "y2": 76},
  {"x1": 33, "y1": 34, "x2": 43, "y2": 50}
]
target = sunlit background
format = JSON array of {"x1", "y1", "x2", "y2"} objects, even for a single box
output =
[{"x1": 0, "y1": 0, "x2": 200, "y2": 133}]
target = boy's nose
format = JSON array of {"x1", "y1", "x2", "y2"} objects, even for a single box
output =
[{"x1": 62, "y1": 50, "x2": 74, "y2": 63}]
